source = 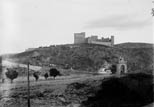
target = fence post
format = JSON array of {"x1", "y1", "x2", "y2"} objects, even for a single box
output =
[{"x1": 27, "y1": 62, "x2": 30, "y2": 107}]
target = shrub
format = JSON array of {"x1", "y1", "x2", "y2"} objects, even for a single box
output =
[
  {"x1": 110, "y1": 64, "x2": 117, "y2": 74},
  {"x1": 5, "y1": 68, "x2": 18, "y2": 83},
  {"x1": 44, "y1": 73, "x2": 49, "y2": 80},
  {"x1": 33, "y1": 72, "x2": 39, "y2": 81},
  {"x1": 49, "y1": 68, "x2": 61, "y2": 79}
]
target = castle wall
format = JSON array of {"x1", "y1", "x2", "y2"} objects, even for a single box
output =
[
  {"x1": 90, "y1": 36, "x2": 98, "y2": 41},
  {"x1": 89, "y1": 41, "x2": 112, "y2": 46}
]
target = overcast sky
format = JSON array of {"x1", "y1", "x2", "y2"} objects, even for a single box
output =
[{"x1": 0, "y1": 0, "x2": 153, "y2": 54}]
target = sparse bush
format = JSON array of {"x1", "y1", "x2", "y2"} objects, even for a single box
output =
[
  {"x1": 33, "y1": 72, "x2": 39, "y2": 81},
  {"x1": 49, "y1": 68, "x2": 61, "y2": 79},
  {"x1": 5, "y1": 68, "x2": 18, "y2": 83},
  {"x1": 44, "y1": 73, "x2": 49, "y2": 80}
]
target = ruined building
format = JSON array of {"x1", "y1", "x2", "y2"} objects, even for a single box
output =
[
  {"x1": 116, "y1": 56, "x2": 127, "y2": 75},
  {"x1": 74, "y1": 32, "x2": 114, "y2": 47}
]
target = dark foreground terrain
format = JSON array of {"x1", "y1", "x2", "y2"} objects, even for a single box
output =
[{"x1": 0, "y1": 72, "x2": 153, "y2": 107}]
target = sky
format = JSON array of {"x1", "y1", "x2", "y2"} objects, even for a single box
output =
[{"x1": 0, "y1": 0, "x2": 153, "y2": 54}]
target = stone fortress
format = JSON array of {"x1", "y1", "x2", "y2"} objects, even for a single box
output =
[{"x1": 74, "y1": 32, "x2": 114, "y2": 47}]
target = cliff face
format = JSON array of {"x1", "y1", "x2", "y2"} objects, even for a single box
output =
[{"x1": 4, "y1": 43, "x2": 154, "y2": 74}]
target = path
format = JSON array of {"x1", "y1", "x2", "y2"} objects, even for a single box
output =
[{"x1": 2, "y1": 60, "x2": 41, "y2": 71}]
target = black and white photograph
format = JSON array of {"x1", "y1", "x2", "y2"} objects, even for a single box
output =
[{"x1": 0, "y1": 0, "x2": 153, "y2": 107}]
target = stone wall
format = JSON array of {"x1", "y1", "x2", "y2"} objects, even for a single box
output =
[{"x1": 88, "y1": 41, "x2": 113, "y2": 47}]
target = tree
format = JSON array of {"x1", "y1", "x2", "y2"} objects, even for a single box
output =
[
  {"x1": 5, "y1": 68, "x2": 18, "y2": 83},
  {"x1": 44, "y1": 73, "x2": 49, "y2": 80},
  {"x1": 49, "y1": 68, "x2": 61, "y2": 79},
  {"x1": 33, "y1": 72, "x2": 39, "y2": 81},
  {"x1": 110, "y1": 65, "x2": 117, "y2": 74}
]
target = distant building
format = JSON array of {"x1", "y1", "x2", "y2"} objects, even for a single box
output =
[
  {"x1": 25, "y1": 48, "x2": 36, "y2": 52},
  {"x1": 98, "y1": 61, "x2": 112, "y2": 74},
  {"x1": 74, "y1": 32, "x2": 114, "y2": 47}
]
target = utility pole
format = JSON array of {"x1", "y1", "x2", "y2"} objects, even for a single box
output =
[{"x1": 27, "y1": 62, "x2": 30, "y2": 107}]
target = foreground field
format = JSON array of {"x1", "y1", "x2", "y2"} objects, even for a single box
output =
[
  {"x1": 0, "y1": 72, "x2": 153, "y2": 107},
  {"x1": 0, "y1": 60, "x2": 153, "y2": 107},
  {"x1": 0, "y1": 73, "x2": 111, "y2": 107}
]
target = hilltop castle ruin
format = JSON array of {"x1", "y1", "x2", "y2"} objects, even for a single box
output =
[{"x1": 74, "y1": 32, "x2": 114, "y2": 47}]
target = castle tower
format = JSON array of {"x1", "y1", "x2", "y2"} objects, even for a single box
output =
[
  {"x1": 116, "y1": 56, "x2": 127, "y2": 75},
  {"x1": 74, "y1": 32, "x2": 86, "y2": 44}
]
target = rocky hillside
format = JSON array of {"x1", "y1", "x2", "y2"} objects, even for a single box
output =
[{"x1": 4, "y1": 43, "x2": 154, "y2": 74}]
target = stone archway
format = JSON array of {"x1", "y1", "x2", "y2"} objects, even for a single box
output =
[
  {"x1": 116, "y1": 64, "x2": 127, "y2": 75},
  {"x1": 116, "y1": 57, "x2": 127, "y2": 75}
]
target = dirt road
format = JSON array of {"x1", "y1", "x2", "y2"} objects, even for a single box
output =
[{"x1": 2, "y1": 60, "x2": 41, "y2": 71}]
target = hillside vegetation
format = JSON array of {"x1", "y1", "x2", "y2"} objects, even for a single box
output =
[
  {"x1": 115, "y1": 42, "x2": 154, "y2": 48},
  {"x1": 5, "y1": 43, "x2": 154, "y2": 74}
]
